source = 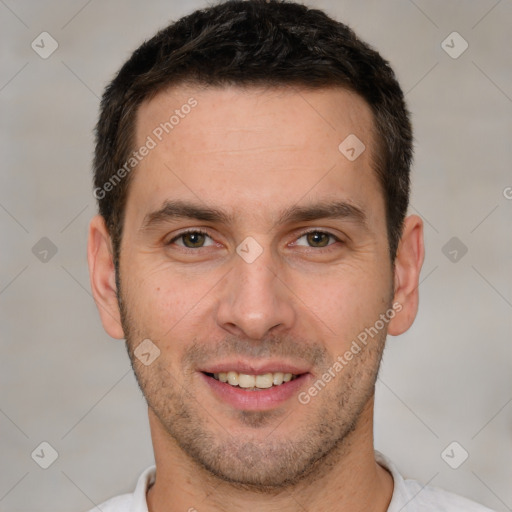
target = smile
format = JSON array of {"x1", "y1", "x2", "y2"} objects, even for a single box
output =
[
  {"x1": 201, "y1": 370, "x2": 310, "y2": 411},
  {"x1": 206, "y1": 371, "x2": 299, "y2": 390}
]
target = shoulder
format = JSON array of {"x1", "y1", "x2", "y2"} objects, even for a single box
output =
[
  {"x1": 83, "y1": 465, "x2": 156, "y2": 512},
  {"x1": 375, "y1": 451, "x2": 496, "y2": 512},
  {"x1": 400, "y1": 478, "x2": 496, "y2": 511},
  {"x1": 86, "y1": 493, "x2": 133, "y2": 512}
]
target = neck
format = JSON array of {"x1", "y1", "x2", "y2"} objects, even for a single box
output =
[{"x1": 146, "y1": 398, "x2": 393, "y2": 512}]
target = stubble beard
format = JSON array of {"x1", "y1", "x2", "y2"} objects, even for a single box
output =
[{"x1": 117, "y1": 277, "x2": 389, "y2": 491}]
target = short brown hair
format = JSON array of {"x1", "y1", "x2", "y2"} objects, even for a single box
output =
[{"x1": 93, "y1": 0, "x2": 412, "y2": 267}]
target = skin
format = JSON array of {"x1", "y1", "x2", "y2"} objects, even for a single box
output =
[{"x1": 88, "y1": 84, "x2": 424, "y2": 512}]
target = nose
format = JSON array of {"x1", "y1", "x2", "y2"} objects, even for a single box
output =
[{"x1": 216, "y1": 246, "x2": 296, "y2": 340}]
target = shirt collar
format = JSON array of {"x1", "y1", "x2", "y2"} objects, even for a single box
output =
[
  {"x1": 130, "y1": 465, "x2": 156, "y2": 512},
  {"x1": 131, "y1": 452, "x2": 403, "y2": 511}
]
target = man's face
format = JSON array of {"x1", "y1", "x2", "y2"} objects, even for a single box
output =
[{"x1": 117, "y1": 85, "x2": 393, "y2": 487}]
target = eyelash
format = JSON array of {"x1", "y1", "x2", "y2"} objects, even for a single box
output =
[{"x1": 167, "y1": 228, "x2": 342, "y2": 251}]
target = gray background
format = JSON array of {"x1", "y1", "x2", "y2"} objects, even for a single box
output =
[{"x1": 1, "y1": 0, "x2": 511, "y2": 511}]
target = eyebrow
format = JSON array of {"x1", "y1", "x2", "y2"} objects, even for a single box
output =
[{"x1": 139, "y1": 198, "x2": 367, "y2": 232}]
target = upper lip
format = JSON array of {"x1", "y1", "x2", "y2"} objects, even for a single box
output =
[{"x1": 199, "y1": 359, "x2": 311, "y2": 375}]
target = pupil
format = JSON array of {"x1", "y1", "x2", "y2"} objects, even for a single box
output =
[
  {"x1": 308, "y1": 232, "x2": 328, "y2": 247},
  {"x1": 185, "y1": 232, "x2": 205, "y2": 247}
]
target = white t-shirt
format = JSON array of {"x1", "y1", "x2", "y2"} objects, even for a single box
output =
[{"x1": 88, "y1": 451, "x2": 495, "y2": 511}]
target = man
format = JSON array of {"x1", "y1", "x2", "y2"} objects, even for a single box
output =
[{"x1": 87, "y1": 1, "x2": 494, "y2": 511}]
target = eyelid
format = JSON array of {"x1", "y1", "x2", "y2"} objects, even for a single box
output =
[
  {"x1": 291, "y1": 228, "x2": 342, "y2": 247},
  {"x1": 167, "y1": 228, "x2": 215, "y2": 246},
  {"x1": 166, "y1": 227, "x2": 343, "y2": 249}
]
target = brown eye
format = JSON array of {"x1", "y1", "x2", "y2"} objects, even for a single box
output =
[
  {"x1": 294, "y1": 230, "x2": 338, "y2": 248},
  {"x1": 182, "y1": 232, "x2": 206, "y2": 248},
  {"x1": 169, "y1": 230, "x2": 214, "y2": 248},
  {"x1": 306, "y1": 231, "x2": 331, "y2": 247}
]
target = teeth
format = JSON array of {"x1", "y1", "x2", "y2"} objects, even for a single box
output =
[
  {"x1": 239, "y1": 373, "x2": 256, "y2": 388},
  {"x1": 227, "y1": 371, "x2": 238, "y2": 386},
  {"x1": 255, "y1": 373, "x2": 273, "y2": 388},
  {"x1": 273, "y1": 372, "x2": 284, "y2": 385},
  {"x1": 211, "y1": 371, "x2": 298, "y2": 389}
]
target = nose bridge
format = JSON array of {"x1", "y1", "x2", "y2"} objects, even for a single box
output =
[
  {"x1": 235, "y1": 250, "x2": 278, "y2": 307},
  {"x1": 216, "y1": 242, "x2": 295, "y2": 339}
]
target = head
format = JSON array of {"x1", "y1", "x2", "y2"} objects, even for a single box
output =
[{"x1": 88, "y1": 0, "x2": 423, "y2": 490}]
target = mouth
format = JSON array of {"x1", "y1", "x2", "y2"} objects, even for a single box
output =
[
  {"x1": 204, "y1": 371, "x2": 300, "y2": 390},
  {"x1": 200, "y1": 368, "x2": 311, "y2": 411}
]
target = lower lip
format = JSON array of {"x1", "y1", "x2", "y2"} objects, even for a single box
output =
[{"x1": 200, "y1": 372, "x2": 311, "y2": 411}]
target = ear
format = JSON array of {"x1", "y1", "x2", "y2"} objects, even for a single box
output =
[
  {"x1": 87, "y1": 215, "x2": 125, "y2": 339},
  {"x1": 387, "y1": 214, "x2": 425, "y2": 336}
]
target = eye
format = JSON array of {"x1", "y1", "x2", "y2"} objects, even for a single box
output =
[
  {"x1": 294, "y1": 230, "x2": 340, "y2": 248},
  {"x1": 166, "y1": 229, "x2": 341, "y2": 251},
  {"x1": 168, "y1": 229, "x2": 216, "y2": 249}
]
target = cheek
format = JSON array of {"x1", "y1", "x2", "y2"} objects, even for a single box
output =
[
  {"x1": 123, "y1": 260, "x2": 215, "y2": 338},
  {"x1": 293, "y1": 263, "x2": 392, "y2": 342}
]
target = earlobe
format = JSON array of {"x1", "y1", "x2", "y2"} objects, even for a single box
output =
[
  {"x1": 87, "y1": 215, "x2": 125, "y2": 339},
  {"x1": 387, "y1": 215, "x2": 425, "y2": 336}
]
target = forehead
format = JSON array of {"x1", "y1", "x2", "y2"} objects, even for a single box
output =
[
  {"x1": 128, "y1": 84, "x2": 383, "y2": 227},
  {"x1": 136, "y1": 84, "x2": 376, "y2": 157}
]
